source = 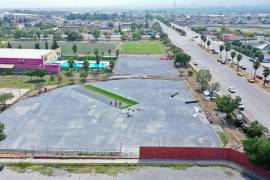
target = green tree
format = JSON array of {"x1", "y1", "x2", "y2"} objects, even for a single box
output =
[
  {"x1": 207, "y1": 40, "x2": 211, "y2": 50},
  {"x1": 262, "y1": 66, "x2": 270, "y2": 86},
  {"x1": 118, "y1": 24, "x2": 122, "y2": 33},
  {"x1": 243, "y1": 138, "x2": 270, "y2": 170},
  {"x1": 116, "y1": 49, "x2": 120, "y2": 58},
  {"x1": 208, "y1": 82, "x2": 220, "y2": 99},
  {"x1": 0, "y1": 123, "x2": 6, "y2": 141},
  {"x1": 174, "y1": 52, "x2": 191, "y2": 67},
  {"x1": 109, "y1": 60, "x2": 115, "y2": 71},
  {"x1": 45, "y1": 41, "x2": 49, "y2": 49},
  {"x1": 94, "y1": 48, "x2": 99, "y2": 58},
  {"x1": 96, "y1": 54, "x2": 101, "y2": 65},
  {"x1": 18, "y1": 44, "x2": 22, "y2": 49},
  {"x1": 132, "y1": 31, "x2": 141, "y2": 40},
  {"x1": 92, "y1": 28, "x2": 101, "y2": 41},
  {"x1": 225, "y1": 45, "x2": 231, "y2": 62},
  {"x1": 0, "y1": 92, "x2": 14, "y2": 110},
  {"x1": 236, "y1": 54, "x2": 242, "y2": 70},
  {"x1": 197, "y1": 69, "x2": 212, "y2": 91},
  {"x1": 253, "y1": 60, "x2": 261, "y2": 80},
  {"x1": 231, "y1": 51, "x2": 236, "y2": 65},
  {"x1": 244, "y1": 121, "x2": 265, "y2": 138},
  {"x1": 216, "y1": 95, "x2": 241, "y2": 119},
  {"x1": 6, "y1": 42, "x2": 12, "y2": 48},
  {"x1": 67, "y1": 31, "x2": 82, "y2": 41},
  {"x1": 33, "y1": 69, "x2": 47, "y2": 81},
  {"x1": 101, "y1": 51, "x2": 104, "y2": 60},
  {"x1": 72, "y1": 43, "x2": 77, "y2": 54},
  {"x1": 108, "y1": 49, "x2": 112, "y2": 57},
  {"x1": 219, "y1": 45, "x2": 224, "y2": 58},
  {"x1": 83, "y1": 60, "x2": 89, "y2": 72},
  {"x1": 51, "y1": 39, "x2": 59, "y2": 49},
  {"x1": 68, "y1": 59, "x2": 75, "y2": 72},
  {"x1": 34, "y1": 42, "x2": 40, "y2": 49}
]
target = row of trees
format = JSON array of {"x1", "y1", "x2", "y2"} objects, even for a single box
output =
[{"x1": 6, "y1": 40, "x2": 59, "y2": 50}]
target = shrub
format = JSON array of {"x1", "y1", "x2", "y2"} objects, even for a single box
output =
[
  {"x1": 188, "y1": 69, "x2": 193, "y2": 76},
  {"x1": 244, "y1": 121, "x2": 264, "y2": 138},
  {"x1": 243, "y1": 138, "x2": 270, "y2": 170}
]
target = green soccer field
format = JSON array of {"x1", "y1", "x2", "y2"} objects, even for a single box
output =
[
  {"x1": 9, "y1": 41, "x2": 119, "y2": 55},
  {"x1": 121, "y1": 40, "x2": 166, "y2": 54}
]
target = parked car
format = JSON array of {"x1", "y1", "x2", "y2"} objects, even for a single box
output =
[
  {"x1": 249, "y1": 59, "x2": 254, "y2": 62},
  {"x1": 240, "y1": 65, "x2": 247, "y2": 70},
  {"x1": 227, "y1": 58, "x2": 232, "y2": 62},
  {"x1": 220, "y1": 61, "x2": 226, "y2": 65},
  {"x1": 256, "y1": 75, "x2": 263, "y2": 80},
  {"x1": 211, "y1": 49, "x2": 219, "y2": 54},
  {"x1": 0, "y1": 164, "x2": 4, "y2": 172},
  {"x1": 239, "y1": 104, "x2": 245, "y2": 111},
  {"x1": 228, "y1": 87, "x2": 236, "y2": 93},
  {"x1": 193, "y1": 61, "x2": 198, "y2": 65}
]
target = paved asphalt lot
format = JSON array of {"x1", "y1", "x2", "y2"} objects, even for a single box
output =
[
  {"x1": 0, "y1": 79, "x2": 220, "y2": 152},
  {"x1": 161, "y1": 22, "x2": 270, "y2": 129},
  {"x1": 113, "y1": 55, "x2": 178, "y2": 76},
  {"x1": 0, "y1": 166, "x2": 251, "y2": 180}
]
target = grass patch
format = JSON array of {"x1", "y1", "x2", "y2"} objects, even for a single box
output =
[
  {"x1": 7, "y1": 163, "x2": 140, "y2": 176},
  {"x1": 6, "y1": 163, "x2": 193, "y2": 176},
  {"x1": 219, "y1": 131, "x2": 229, "y2": 146},
  {"x1": 7, "y1": 163, "x2": 54, "y2": 176},
  {"x1": 84, "y1": 84, "x2": 138, "y2": 109},
  {"x1": 0, "y1": 72, "x2": 71, "y2": 90},
  {"x1": 121, "y1": 40, "x2": 166, "y2": 54},
  {"x1": 10, "y1": 41, "x2": 119, "y2": 55}
]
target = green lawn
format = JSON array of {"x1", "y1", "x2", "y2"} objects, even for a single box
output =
[
  {"x1": 0, "y1": 73, "x2": 71, "y2": 90},
  {"x1": 9, "y1": 41, "x2": 119, "y2": 55},
  {"x1": 121, "y1": 40, "x2": 166, "y2": 54},
  {"x1": 84, "y1": 84, "x2": 138, "y2": 109}
]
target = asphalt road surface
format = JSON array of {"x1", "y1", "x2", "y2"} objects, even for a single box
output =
[
  {"x1": 161, "y1": 22, "x2": 270, "y2": 129},
  {"x1": 0, "y1": 166, "x2": 251, "y2": 180}
]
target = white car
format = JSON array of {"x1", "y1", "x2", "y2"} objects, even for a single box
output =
[
  {"x1": 193, "y1": 61, "x2": 198, "y2": 65},
  {"x1": 239, "y1": 104, "x2": 245, "y2": 111},
  {"x1": 228, "y1": 87, "x2": 236, "y2": 93}
]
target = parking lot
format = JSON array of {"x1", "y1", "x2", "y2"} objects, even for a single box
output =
[
  {"x1": 0, "y1": 79, "x2": 221, "y2": 152},
  {"x1": 113, "y1": 55, "x2": 178, "y2": 77}
]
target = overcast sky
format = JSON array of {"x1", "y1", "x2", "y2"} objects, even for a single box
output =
[{"x1": 1, "y1": 0, "x2": 269, "y2": 8}]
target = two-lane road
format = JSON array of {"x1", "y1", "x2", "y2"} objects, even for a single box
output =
[{"x1": 161, "y1": 22, "x2": 270, "y2": 129}]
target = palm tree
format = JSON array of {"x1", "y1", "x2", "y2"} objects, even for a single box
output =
[
  {"x1": 262, "y1": 66, "x2": 270, "y2": 86},
  {"x1": 108, "y1": 49, "x2": 112, "y2": 58},
  {"x1": 253, "y1": 60, "x2": 261, "y2": 80},
  {"x1": 231, "y1": 51, "x2": 236, "y2": 65},
  {"x1": 225, "y1": 45, "x2": 231, "y2": 63},
  {"x1": 219, "y1": 45, "x2": 224, "y2": 58},
  {"x1": 101, "y1": 51, "x2": 104, "y2": 60},
  {"x1": 83, "y1": 60, "x2": 89, "y2": 72},
  {"x1": 207, "y1": 40, "x2": 211, "y2": 50},
  {"x1": 116, "y1": 49, "x2": 120, "y2": 59},
  {"x1": 68, "y1": 59, "x2": 75, "y2": 72},
  {"x1": 96, "y1": 54, "x2": 101, "y2": 66},
  {"x1": 0, "y1": 92, "x2": 14, "y2": 110},
  {"x1": 236, "y1": 54, "x2": 242, "y2": 70},
  {"x1": 94, "y1": 49, "x2": 99, "y2": 59}
]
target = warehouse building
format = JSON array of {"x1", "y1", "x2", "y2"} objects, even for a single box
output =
[{"x1": 0, "y1": 48, "x2": 61, "y2": 74}]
